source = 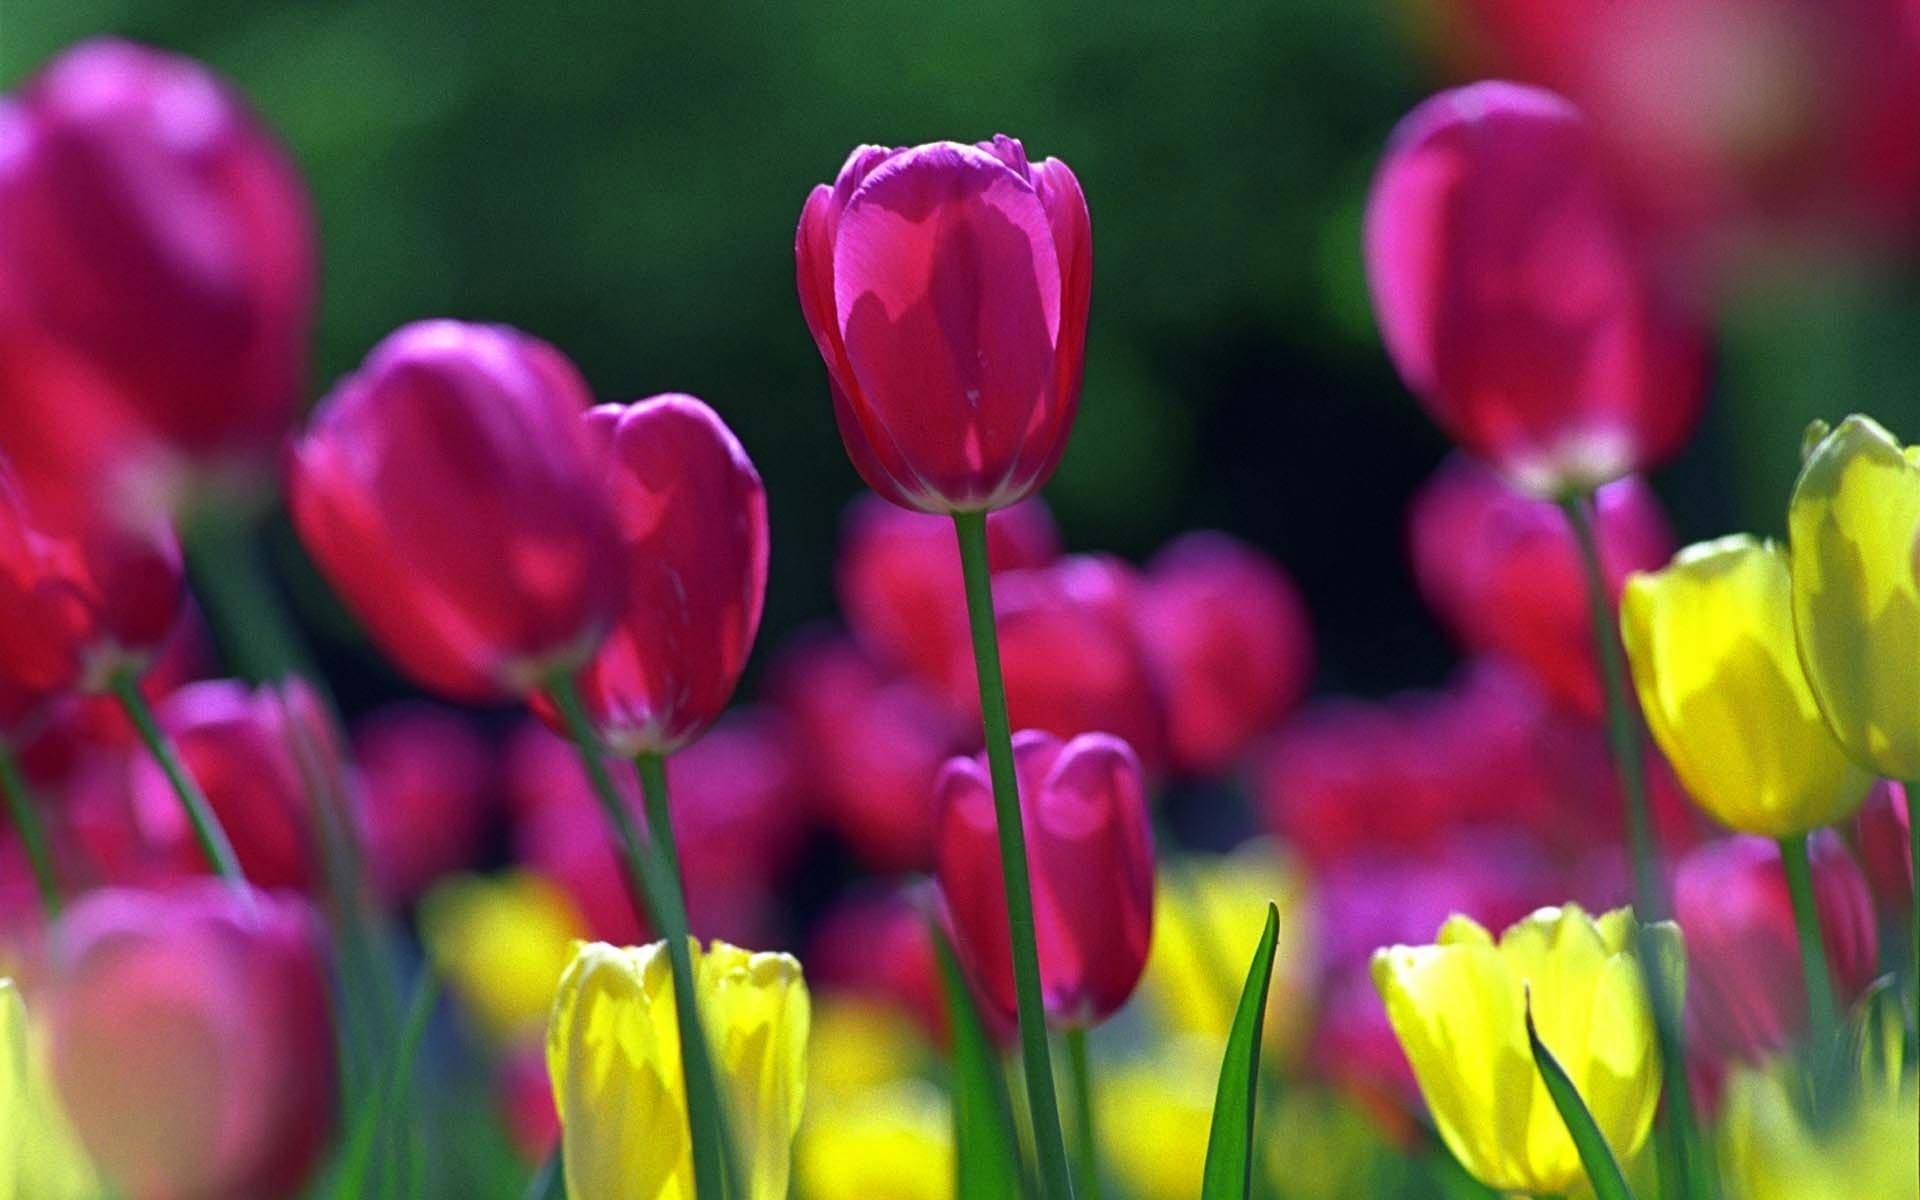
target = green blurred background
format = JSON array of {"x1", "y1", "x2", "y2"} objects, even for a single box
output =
[{"x1": 8, "y1": 0, "x2": 1920, "y2": 704}]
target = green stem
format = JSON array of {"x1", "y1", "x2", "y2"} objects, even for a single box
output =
[
  {"x1": 181, "y1": 508, "x2": 314, "y2": 685},
  {"x1": 547, "y1": 678, "x2": 732, "y2": 1200},
  {"x1": 1907, "y1": 781, "x2": 1919, "y2": 1007},
  {"x1": 1558, "y1": 493, "x2": 1713, "y2": 1200},
  {"x1": 952, "y1": 509, "x2": 1075, "y2": 1200},
  {"x1": 1778, "y1": 835, "x2": 1840, "y2": 1052},
  {"x1": 110, "y1": 667, "x2": 251, "y2": 902},
  {"x1": 0, "y1": 743, "x2": 60, "y2": 918},
  {"x1": 1064, "y1": 1028, "x2": 1101, "y2": 1200}
]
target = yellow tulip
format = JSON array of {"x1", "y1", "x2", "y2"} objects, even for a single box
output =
[
  {"x1": 1, "y1": 980, "x2": 100, "y2": 1199},
  {"x1": 807, "y1": 995, "x2": 931, "y2": 1097},
  {"x1": 1097, "y1": 1036, "x2": 1219, "y2": 1200},
  {"x1": 420, "y1": 870, "x2": 588, "y2": 1043},
  {"x1": 1141, "y1": 841, "x2": 1314, "y2": 1065},
  {"x1": 796, "y1": 1080, "x2": 952, "y2": 1200},
  {"x1": 1371, "y1": 905, "x2": 1669, "y2": 1197},
  {"x1": 1788, "y1": 413, "x2": 1920, "y2": 778},
  {"x1": 1621, "y1": 535, "x2": 1872, "y2": 836},
  {"x1": 1718, "y1": 1062, "x2": 1919, "y2": 1200},
  {"x1": 546, "y1": 939, "x2": 809, "y2": 1200}
]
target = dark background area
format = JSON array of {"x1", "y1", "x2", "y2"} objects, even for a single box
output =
[{"x1": 9, "y1": 0, "x2": 1920, "y2": 713}]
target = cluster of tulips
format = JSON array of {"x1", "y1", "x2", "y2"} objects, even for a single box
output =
[{"x1": 0, "y1": 20, "x2": 1918, "y2": 1200}]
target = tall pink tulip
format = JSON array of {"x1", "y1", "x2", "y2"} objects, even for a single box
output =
[
  {"x1": 0, "y1": 464, "x2": 90, "y2": 734},
  {"x1": 935, "y1": 730, "x2": 1154, "y2": 1028},
  {"x1": 797, "y1": 135, "x2": 1091, "y2": 512},
  {"x1": 0, "y1": 39, "x2": 314, "y2": 467},
  {"x1": 289, "y1": 320, "x2": 620, "y2": 702},
  {"x1": 1674, "y1": 833, "x2": 1878, "y2": 1063},
  {"x1": 47, "y1": 881, "x2": 335, "y2": 1199},
  {"x1": 1408, "y1": 455, "x2": 1673, "y2": 713},
  {"x1": 1133, "y1": 532, "x2": 1314, "y2": 775},
  {"x1": 1365, "y1": 82, "x2": 1705, "y2": 496},
  {"x1": 536, "y1": 395, "x2": 768, "y2": 756}
]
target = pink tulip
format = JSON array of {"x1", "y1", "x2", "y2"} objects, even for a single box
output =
[
  {"x1": 1409, "y1": 455, "x2": 1673, "y2": 713},
  {"x1": 935, "y1": 730, "x2": 1154, "y2": 1028},
  {"x1": 290, "y1": 320, "x2": 620, "y2": 702},
  {"x1": 1133, "y1": 532, "x2": 1314, "y2": 775},
  {"x1": 797, "y1": 135, "x2": 1091, "y2": 513},
  {"x1": 837, "y1": 494, "x2": 1058, "y2": 684},
  {"x1": 47, "y1": 881, "x2": 335, "y2": 1199},
  {"x1": 0, "y1": 463, "x2": 91, "y2": 733},
  {"x1": 352, "y1": 703, "x2": 494, "y2": 906},
  {"x1": 0, "y1": 39, "x2": 314, "y2": 468},
  {"x1": 1854, "y1": 781, "x2": 1913, "y2": 927},
  {"x1": 1675, "y1": 833, "x2": 1879, "y2": 1062},
  {"x1": 534, "y1": 394, "x2": 767, "y2": 755},
  {"x1": 1365, "y1": 82, "x2": 1705, "y2": 495}
]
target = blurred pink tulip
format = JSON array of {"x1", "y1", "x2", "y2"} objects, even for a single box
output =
[
  {"x1": 0, "y1": 39, "x2": 315, "y2": 469},
  {"x1": 837, "y1": 494, "x2": 1058, "y2": 684},
  {"x1": 797, "y1": 135, "x2": 1091, "y2": 512},
  {"x1": 1133, "y1": 531, "x2": 1313, "y2": 776},
  {"x1": 290, "y1": 320, "x2": 619, "y2": 702},
  {"x1": 1409, "y1": 455, "x2": 1673, "y2": 713},
  {"x1": 47, "y1": 881, "x2": 335, "y2": 1199},
  {"x1": 935, "y1": 730, "x2": 1154, "y2": 1028},
  {"x1": 352, "y1": 703, "x2": 494, "y2": 906},
  {"x1": 1675, "y1": 832, "x2": 1879, "y2": 1062},
  {"x1": 1365, "y1": 81, "x2": 1706, "y2": 495},
  {"x1": 1854, "y1": 780, "x2": 1913, "y2": 928}
]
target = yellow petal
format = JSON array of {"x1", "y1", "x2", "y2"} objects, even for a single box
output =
[
  {"x1": 0, "y1": 980, "x2": 101, "y2": 1199},
  {"x1": 797, "y1": 1080, "x2": 952, "y2": 1200},
  {"x1": 422, "y1": 870, "x2": 589, "y2": 1045},
  {"x1": 1719, "y1": 1062, "x2": 1920, "y2": 1200},
  {"x1": 1622, "y1": 535, "x2": 1870, "y2": 836},
  {"x1": 699, "y1": 942, "x2": 810, "y2": 1199},
  {"x1": 1097, "y1": 1036, "x2": 1220, "y2": 1200},
  {"x1": 1788, "y1": 413, "x2": 1920, "y2": 777}
]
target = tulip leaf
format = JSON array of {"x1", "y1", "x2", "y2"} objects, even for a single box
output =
[
  {"x1": 931, "y1": 921, "x2": 1026, "y2": 1200},
  {"x1": 332, "y1": 966, "x2": 441, "y2": 1200},
  {"x1": 1525, "y1": 988, "x2": 1636, "y2": 1200},
  {"x1": 1199, "y1": 901, "x2": 1279, "y2": 1200}
]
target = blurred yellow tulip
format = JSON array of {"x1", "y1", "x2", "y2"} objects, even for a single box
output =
[
  {"x1": 807, "y1": 995, "x2": 931, "y2": 1097},
  {"x1": 1621, "y1": 535, "x2": 1872, "y2": 836},
  {"x1": 797, "y1": 1080, "x2": 952, "y2": 1200},
  {"x1": 547, "y1": 939, "x2": 809, "y2": 1200},
  {"x1": 1718, "y1": 1062, "x2": 1919, "y2": 1200},
  {"x1": 1142, "y1": 841, "x2": 1314, "y2": 1064},
  {"x1": 1788, "y1": 414, "x2": 1920, "y2": 779},
  {"x1": 1097, "y1": 1036, "x2": 1219, "y2": 1200},
  {"x1": 1, "y1": 980, "x2": 99, "y2": 1199},
  {"x1": 420, "y1": 870, "x2": 588, "y2": 1043},
  {"x1": 1371, "y1": 906, "x2": 1669, "y2": 1197}
]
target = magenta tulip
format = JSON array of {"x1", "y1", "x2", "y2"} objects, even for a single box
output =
[
  {"x1": 352, "y1": 702, "x2": 494, "y2": 906},
  {"x1": 0, "y1": 39, "x2": 314, "y2": 467},
  {"x1": 539, "y1": 394, "x2": 768, "y2": 755},
  {"x1": 1408, "y1": 455, "x2": 1673, "y2": 713},
  {"x1": 1675, "y1": 833, "x2": 1879, "y2": 1062},
  {"x1": 289, "y1": 320, "x2": 619, "y2": 702},
  {"x1": 1855, "y1": 781, "x2": 1913, "y2": 926},
  {"x1": 935, "y1": 730, "x2": 1154, "y2": 1028},
  {"x1": 0, "y1": 464, "x2": 90, "y2": 733},
  {"x1": 1133, "y1": 532, "x2": 1314, "y2": 775},
  {"x1": 47, "y1": 881, "x2": 335, "y2": 1199},
  {"x1": 1365, "y1": 82, "x2": 1705, "y2": 495},
  {"x1": 796, "y1": 135, "x2": 1092, "y2": 513}
]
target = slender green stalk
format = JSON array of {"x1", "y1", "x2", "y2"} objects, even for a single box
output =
[
  {"x1": 1778, "y1": 835, "x2": 1840, "y2": 1052},
  {"x1": 333, "y1": 970, "x2": 441, "y2": 1200},
  {"x1": 0, "y1": 743, "x2": 59, "y2": 918},
  {"x1": 952, "y1": 509, "x2": 1075, "y2": 1200},
  {"x1": 1064, "y1": 1028, "x2": 1101, "y2": 1200},
  {"x1": 181, "y1": 508, "x2": 315, "y2": 685},
  {"x1": 548, "y1": 678, "x2": 732, "y2": 1200},
  {"x1": 1558, "y1": 493, "x2": 1712, "y2": 1200},
  {"x1": 110, "y1": 667, "x2": 250, "y2": 901}
]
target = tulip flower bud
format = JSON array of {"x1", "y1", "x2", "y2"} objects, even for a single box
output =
[
  {"x1": 534, "y1": 395, "x2": 767, "y2": 756},
  {"x1": 798, "y1": 1079, "x2": 952, "y2": 1200},
  {"x1": 935, "y1": 730, "x2": 1155, "y2": 1028},
  {"x1": 0, "y1": 39, "x2": 315, "y2": 469},
  {"x1": 546, "y1": 939, "x2": 809, "y2": 1200},
  {"x1": 46, "y1": 882, "x2": 335, "y2": 1199},
  {"x1": 964, "y1": 555, "x2": 1169, "y2": 774},
  {"x1": 1371, "y1": 905, "x2": 1672, "y2": 1197},
  {"x1": 1788, "y1": 414, "x2": 1920, "y2": 778},
  {"x1": 797, "y1": 135, "x2": 1091, "y2": 513},
  {"x1": 125, "y1": 679, "x2": 330, "y2": 891},
  {"x1": 1410, "y1": 455, "x2": 1672, "y2": 714},
  {"x1": 1854, "y1": 780, "x2": 1913, "y2": 923},
  {"x1": 0, "y1": 466, "x2": 91, "y2": 734},
  {"x1": 1365, "y1": 82, "x2": 1704, "y2": 496},
  {"x1": 290, "y1": 320, "x2": 620, "y2": 702},
  {"x1": 1622, "y1": 535, "x2": 1872, "y2": 836},
  {"x1": 421, "y1": 870, "x2": 588, "y2": 1045},
  {"x1": 1675, "y1": 833, "x2": 1877, "y2": 1063},
  {"x1": 836, "y1": 494, "x2": 1058, "y2": 684},
  {"x1": 1133, "y1": 532, "x2": 1313, "y2": 775}
]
